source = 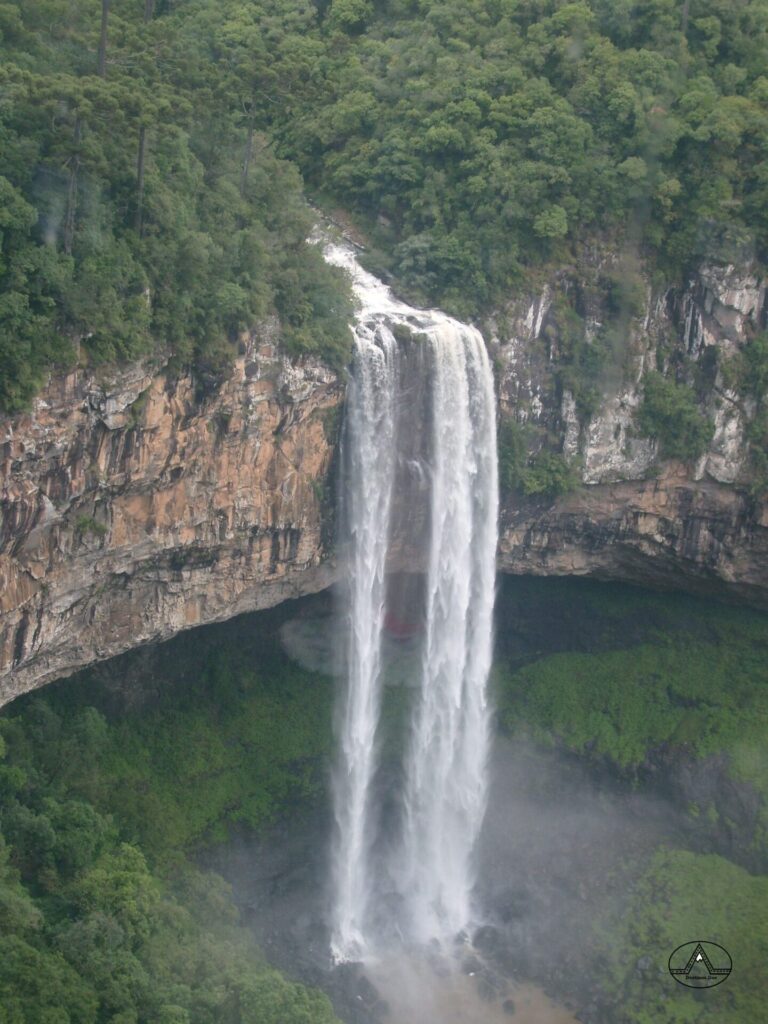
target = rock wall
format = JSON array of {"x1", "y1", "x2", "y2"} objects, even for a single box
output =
[
  {"x1": 491, "y1": 252, "x2": 768, "y2": 602},
  {"x1": 2, "y1": 254, "x2": 768, "y2": 706},
  {"x1": 493, "y1": 256, "x2": 766, "y2": 484},
  {"x1": 0, "y1": 330, "x2": 342, "y2": 705},
  {"x1": 499, "y1": 466, "x2": 768, "y2": 606}
]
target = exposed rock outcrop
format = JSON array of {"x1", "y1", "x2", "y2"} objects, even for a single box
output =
[
  {"x1": 492, "y1": 255, "x2": 765, "y2": 486},
  {"x1": 2, "y1": 254, "x2": 767, "y2": 706},
  {"x1": 1, "y1": 330, "x2": 342, "y2": 705},
  {"x1": 492, "y1": 252, "x2": 768, "y2": 601},
  {"x1": 499, "y1": 465, "x2": 768, "y2": 606}
]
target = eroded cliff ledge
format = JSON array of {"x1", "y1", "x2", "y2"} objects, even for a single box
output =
[
  {"x1": 500, "y1": 466, "x2": 768, "y2": 606},
  {"x1": 1, "y1": 331, "x2": 342, "y2": 705},
  {"x1": 492, "y1": 252, "x2": 768, "y2": 605},
  {"x1": 2, "y1": 256, "x2": 768, "y2": 706}
]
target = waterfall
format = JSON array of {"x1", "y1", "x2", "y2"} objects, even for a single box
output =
[
  {"x1": 327, "y1": 243, "x2": 498, "y2": 961},
  {"x1": 331, "y1": 320, "x2": 398, "y2": 962},
  {"x1": 399, "y1": 326, "x2": 498, "y2": 945}
]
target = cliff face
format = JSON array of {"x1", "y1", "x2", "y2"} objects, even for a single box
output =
[
  {"x1": 2, "y1": 257, "x2": 767, "y2": 706},
  {"x1": 0, "y1": 330, "x2": 342, "y2": 705},
  {"x1": 492, "y1": 255, "x2": 768, "y2": 603},
  {"x1": 499, "y1": 466, "x2": 768, "y2": 605},
  {"x1": 493, "y1": 258, "x2": 765, "y2": 484}
]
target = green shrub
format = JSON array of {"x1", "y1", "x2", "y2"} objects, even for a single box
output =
[
  {"x1": 721, "y1": 333, "x2": 768, "y2": 494},
  {"x1": 746, "y1": 406, "x2": 768, "y2": 497},
  {"x1": 498, "y1": 420, "x2": 529, "y2": 495},
  {"x1": 521, "y1": 451, "x2": 579, "y2": 497},
  {"x1": 742, "y1": 333, "x2": 768, "y2": 399},
  {"x1": 499, "y1": 420, "x2": 578, "y2": 499},
  {"x1": 636, "y1": 370, "x2": 713, "y2": 460},
  {"x1": 74, "y1": 515, "x2": 107, "y2": 539}
]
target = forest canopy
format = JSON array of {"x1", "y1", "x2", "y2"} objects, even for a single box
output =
[
  {"x1": 281, "y1": 0, "x2": 767, "y2": 312},
  {"x1": 0, "y1": 0, "x2": 354, "y2": 411},
  {"x1": 1, "y1": 0, "x2": 766, "y2": 409}
]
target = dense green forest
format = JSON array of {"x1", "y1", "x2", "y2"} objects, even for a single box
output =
[
  {"x1": 288, "y1": 0, "x2": 768, "y2": 312},
  {"x1": 1, "y1": 578, "x2": 767, "y2": 1021},
  {"x1": 1, "y1": 0, "x2": 766, "y2": 410},
  {"x1": 0, "y1": 0, "x2": 355, "y2": 411},
  {"x1": 496, "y1": 578, "x2": 768, "y2": 827},
  {"x1": 0, "y1": 614, "x2": 339, "y2": 1023}
]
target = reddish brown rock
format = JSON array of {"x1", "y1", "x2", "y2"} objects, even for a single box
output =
[
  {"x1": 1, "y1": 334, "x2": 342, "y2": 705},
  {"x1": 2, "y1": 252, "x2": 768, "y2": 708}
]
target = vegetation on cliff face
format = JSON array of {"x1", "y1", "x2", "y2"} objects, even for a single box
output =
[
  {"x1": 636, "y1": 369, "x2": 714, "y2": 461},
  {"x1": 498, "y1": 419, "x2": 579, "y2": 498},
  {"x1": 0, "y1": 614, "x2": 338, "y2": 1023},
  {"x1": 722, "y1": 332, "x2": 768, "y2": 493}
]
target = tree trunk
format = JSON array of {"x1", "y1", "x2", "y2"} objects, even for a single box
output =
[
  {"x1": 63, "y1": 116, "x2": 82, "y2": 256},
  {"x1": 144, "y1": 0, "x2": 154, "y2": 22},
  {"x1": 240, "y1": 119, "x2": 255, "y2": 197},
  {"x1": 681, "y1": 0, "x2": 690, "y2": 36},
  {"x1": 135, "y1": 126, "x2": 147, "y2": 237},
  {"x1": 98, "y1": 0, "x2": 110, "y2": 77}
]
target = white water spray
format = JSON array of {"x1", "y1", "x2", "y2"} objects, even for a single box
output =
[
  {"x1": 331, "y1": 318, "x2": 398, "y2": 962},
  {"x1": 327, "y1": 243, "x2": 498, "y2": 960},
  {"x1": 399, "y1": 325, "x2": 498, "y2": 944}
]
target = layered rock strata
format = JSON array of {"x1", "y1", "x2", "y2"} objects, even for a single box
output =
[
  {"x1": 0, "y1": 333, "x2": 342, "y2": 704},
  {"x1": 493, "y1": 255, "x2": 768, "y2": 603}
]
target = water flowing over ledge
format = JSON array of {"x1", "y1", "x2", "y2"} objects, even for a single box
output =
[{"x1": 326, "y1": 243, "x2": 499, "y2": 962}]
